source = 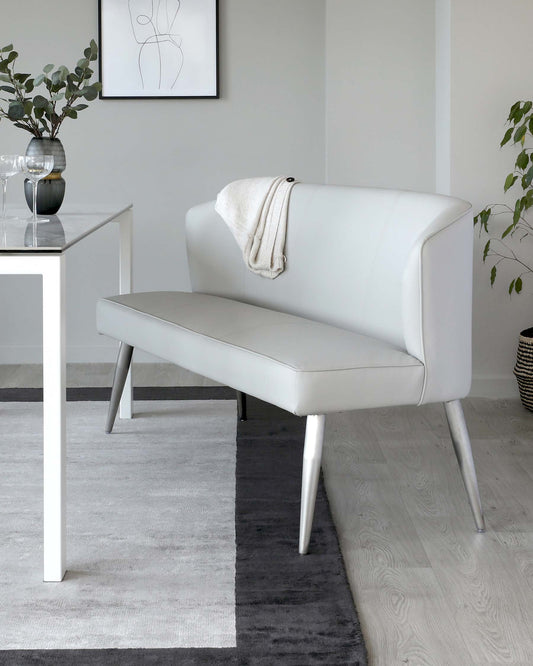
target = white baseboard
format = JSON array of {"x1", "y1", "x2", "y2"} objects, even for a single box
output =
[
  {"x1": 470, "y1": 375, "x2": 519, "y2": 399},
  {"x1": 0, "y1": 346, "x2": 166, "y2": 364},
  {"x1": 0, "y1": 357, "x2": 521, "y2": 399}
]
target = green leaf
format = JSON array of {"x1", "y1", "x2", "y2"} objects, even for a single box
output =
[
  {"x1": 509, "y1": 279, "x2": 516, "y2": 295},
  {"x1": 522, "y1": 165, "x2": 533, "y2": 188},
  {"x1": 43, "y1": 64, "x2": 54, "y2": 74},
  {"x1": 514, "y1": 124, "x2": 527, "y2": 143},
  {"x1": 77, "y1": 58, "x2": 90, "y2": 70},
  {"x1": 90, "y1": 39, "x2": 98, "y2": 58},
  {"x1": 13, "y1": 121, "x2": 35, "y2": 134},
  {"x1": 483, "y1": 240, "x2": 490, "y2": 261},
  {"x1": 502, "y1": 223, "x2": 515, "y2": 239},
  {"x1": 529, "y1": 117, "x2": 533, "y2": 135},
  {"x1": 33, "y1": 94, "x2": 48, "y2": 109},
  {"x1": 523, "y1": 101, "x2": 533, "y2": 115},
  {"x1": 517, "y1": 150, "x2": 529, "y2": 170},
  {"x1": 7, "y1": 100, "x2": 25, "y2": 120},
  {"x1": 513, "y1": 198, "x2": 523, "y2": 224},
  {"x1": 516, "y1": 276, "x2": 523, "y2": 293},
  {"x1": 508, "y1": 101, "x2": 521, "y2": 121},
  {"x1": 501, "y1": 127, "x2": 514, "y2": 146},
  {"x1": 1, "y1": 44, "x2": 13, "y2": 53},
  {"x1": 23, "y1": 99, "x2": 33, "y2": 115},
  {"x1": 82, "y1": 86, "x2": 98, "y2": 101},
  {"x1": 6, "y1": 50, "x2": 18, "y2": 63},
  {"x1": 0, "y1": 85, "x2": 15, "y2": 94},
  {"x1": 24, "y1": 79, "x2": 34, "y2": 93},
  {"x1": 490, "y1": 265, "x2": 497, "y2": 286},
  {"x1": 34, "y1": 73, "x2": 45, "y2": 86},
  {"x1": 479, "y1": 208, "x2": 491, "y2": 232},
  {"x1": 64, "y1": 108, "x2": 77, "y2": 119},
  {"x1": 0, "y1": 60, "x2": 10, "y2": 73},
  {"x1": 71, "y1": 103, "x2": 88, "y2": 111},
  {"x1": 504, "y1": 173, "x2": 518, "y2": 192}
]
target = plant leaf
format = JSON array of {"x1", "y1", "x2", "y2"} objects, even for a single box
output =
[
  {"x1": 504, "y1": 173, "x2": 518, "y2": 192},
  {"x1": 514, "y1": 124, "x2": 527, "y2": 143},
  {"x1": 43, "y1": 64, "x2": 54, "y2": 74},
  {"x1": 483, "y1": 240, "x2": 490, "y2": 261},
  {"x1": 7, "y1": 100, "x2": 25, "y2": 120},
  {"x1": 490, "y1": 265, "x2": 497, "y2": 286},
  {"x1": 508, "y1": 101, "x2": 521, "y2": 122},
  {"x1": 13, "y1": 121, "x2": 34, "y2": 134},
  {"x1": 522, "y1": 166, "x2": 533, "y2": 189},
  {"x1": 516, "y1": 276, "x2": 523, "y2": 293},
  {"x1": 501, "y1": 127, "x2": 513, "y2": 146},
  {"x1": 509, "y1": 279, "x2": 515, "y2": 295},
  {"x1": 32, "y1": 94, "x2": 48, "y2": 109},
  {"x1": 517, "y1": 150, "x2": 529, "y2": 170},
  {"x1": 82, "y1": 86, "x2": 98, "y2": 101},
  {"x1": 502, "y1": 223, "x2": 515, "y2": 239}
]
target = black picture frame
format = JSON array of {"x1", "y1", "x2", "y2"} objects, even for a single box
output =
[{"x1": 98, "y1": 0, "x2": 219, "y2": 99}]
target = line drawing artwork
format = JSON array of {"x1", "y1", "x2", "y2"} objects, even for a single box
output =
[{"x1": 128, "y1": 0, "x2": 184, "y2": 90}]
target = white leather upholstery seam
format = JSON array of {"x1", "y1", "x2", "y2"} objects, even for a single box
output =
[{"x1": 101, "y1": 299, "x2": 422, "y2": 374}]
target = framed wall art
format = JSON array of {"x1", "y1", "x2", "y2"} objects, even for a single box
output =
[{"x1": 98, "y1": 0, "x2": 218, "y2": 99}]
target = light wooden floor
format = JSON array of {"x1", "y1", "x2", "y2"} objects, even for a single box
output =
[{"x1": 322, "y1": 399, "x2": 533, "y2": 666}]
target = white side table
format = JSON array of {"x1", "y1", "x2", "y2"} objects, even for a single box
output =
[{"x1": 0, "y1": 205, "x2": 133, "y2": 581}]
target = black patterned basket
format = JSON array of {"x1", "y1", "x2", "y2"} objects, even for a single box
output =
[{"x1": 514, "y1": 327, "x2": 533, "y2": 411}]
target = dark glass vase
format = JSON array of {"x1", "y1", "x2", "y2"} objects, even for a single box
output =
[{"x1": 24, "y1": 137, "x2": 66, "y2": 215}]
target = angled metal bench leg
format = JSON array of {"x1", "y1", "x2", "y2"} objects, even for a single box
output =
[
  {"x1": 444, "y1": 400, "x2": 486, "y2": 532},
  {"x1": 105, "y1": 343, "x2": 134, "y2": 434},
  {"x1": 236, "y1": 391, "x2": 247, "y2": 421},
  {"x1": 299, "y1": 414, "x2": 326, "y2": 554}
]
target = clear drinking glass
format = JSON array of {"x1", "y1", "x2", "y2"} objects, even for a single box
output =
[
  {"x1": 0, "y1": 154, "x2": 23, "y2": 219},
  {"x1": 22, "y1": 154, "x2": 54, "y2": 222}
]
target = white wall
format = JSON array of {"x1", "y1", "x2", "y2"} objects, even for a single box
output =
[
  {"x1": 449, "y1": 0, "x2": 533, "y2": 396},
  {"x1": 325, "y1": 0, "x2": 435, "y2": 191},
  {"x1": 3, "y1": 0, "x2": 531, "y2": 398},
  {"x1": 0, "y1": 0, "x2": 325, "y2": 362}
]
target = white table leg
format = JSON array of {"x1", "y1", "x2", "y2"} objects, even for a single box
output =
[
  {"x1": 118, "y1": 208, "x2": 133, "y2": 419},
  {"x1": 42, "y1": 254, "x2": 66, "y2": 582}
]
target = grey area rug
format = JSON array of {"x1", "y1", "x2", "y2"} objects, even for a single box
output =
[{"x1": 0, "y1": 392, "x2": 367, "y2": 665}]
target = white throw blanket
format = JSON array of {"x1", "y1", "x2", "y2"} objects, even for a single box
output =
[{"x1": 215, "y1": 176, "x2": 298, "y2": 279}]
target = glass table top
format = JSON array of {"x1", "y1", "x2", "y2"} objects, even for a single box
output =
[{"x1": 0, "y1": 204, "x2": 132, "y2": 253}]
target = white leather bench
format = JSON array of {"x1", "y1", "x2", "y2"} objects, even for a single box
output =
[{"x1": 96, "y1": 183, "x2": 485, "y2": 553}]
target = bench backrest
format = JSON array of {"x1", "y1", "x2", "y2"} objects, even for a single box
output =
[{"x1": 186, "y1": 183, "x2": 473, "y2": 404}]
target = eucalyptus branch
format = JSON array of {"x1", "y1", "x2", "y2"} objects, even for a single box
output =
[{"x1": 0, "y1": 40, "x2": 101, "y2": 139}]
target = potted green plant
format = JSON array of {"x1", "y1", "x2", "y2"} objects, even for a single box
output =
[
  {"x1": 475, "y1": 99, "x2": 533, "y2": 410},
  {"x1": 0, "y1": 40, "x2": 101, "y2": 214}
]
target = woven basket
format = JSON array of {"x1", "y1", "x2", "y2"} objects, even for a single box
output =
[{"x1": 514, "y1": 327, "x2": 533, "y2": 411}]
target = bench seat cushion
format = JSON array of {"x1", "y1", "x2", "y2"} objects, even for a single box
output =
[{"x1": 97, "y1": 292, "x2": 425, "y2": 416}]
